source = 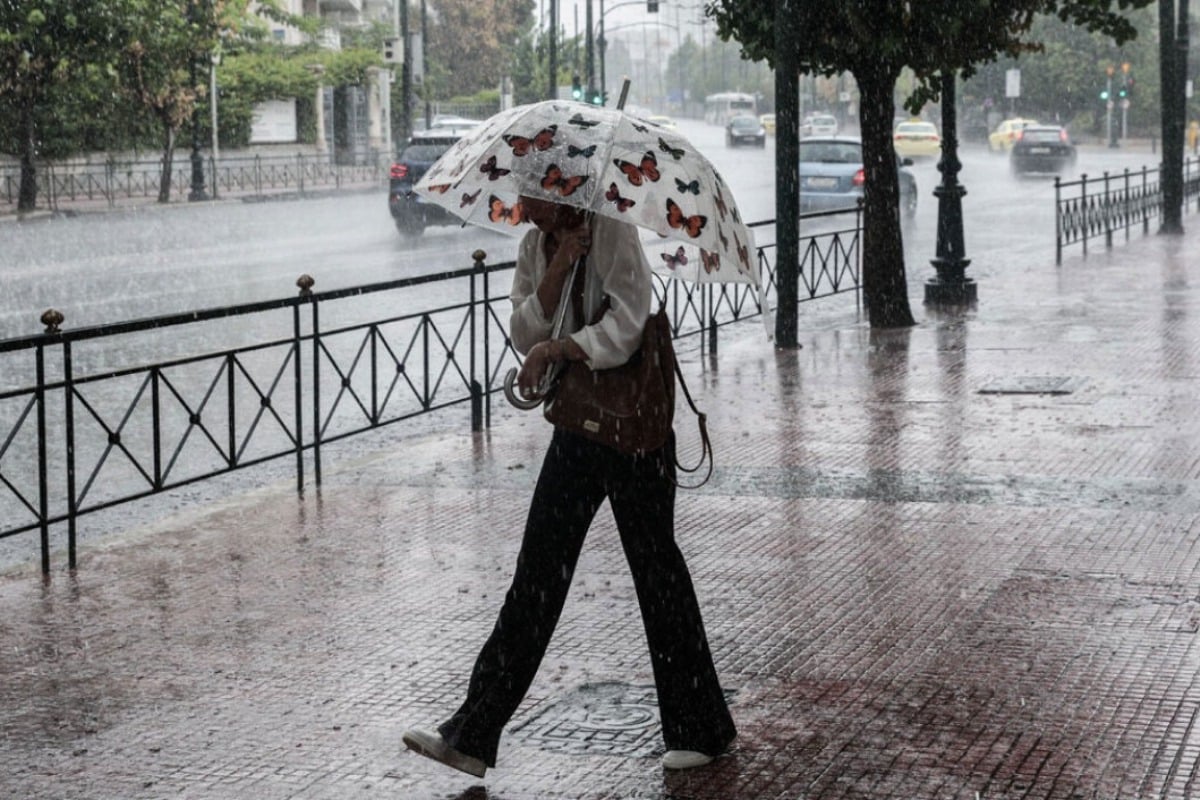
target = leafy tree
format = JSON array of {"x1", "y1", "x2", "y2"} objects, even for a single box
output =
[
  {"x1": 424, "y1": 0, "x2": 534, "y2": 99},
  {"x1": 0, "y1": 0, "x2": 124, "y2": 210},
  {"x1": 706, "y1": 0, "x2": 1152, "y2": 329},
  {"x1": 961, "y1": 7, "x2": 1159, "y2": 139}
]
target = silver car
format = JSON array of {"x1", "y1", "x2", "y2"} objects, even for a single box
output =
[{"x1": 798, "y1": 137, "x2": 917, "y2": 217}]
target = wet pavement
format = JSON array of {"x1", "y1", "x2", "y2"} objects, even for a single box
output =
[{"x1": 2, "y1": 218, "x2": 1199, "y2": 800}]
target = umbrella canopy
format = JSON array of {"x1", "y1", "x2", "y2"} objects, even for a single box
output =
[{"x1": 414, "y1": 100, "x2": 760, "y2": 288}]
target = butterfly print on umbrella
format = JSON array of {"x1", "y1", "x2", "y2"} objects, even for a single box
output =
[
  {"x1": 604, "y1": 183, "x2": 636, "y2": 212},
  {"x1": 613, "y1": 151, "x2": 661, "y2": 186},
  {"x1": 568, "y1": 113, "x2": 600, "y2": 128},
  {"x1": 567, "y1": 144, "x2": 597, "y2": 158},
  {"x1": 541, "y1": 165, "x2": 589, "y2": 197},
  {"x1": 699, "y1": 249, "x2": 721, "y2": 273},
  {"x1": 658, "y1": 138, "x2": 685, "y2": 160},
  {"x1": 713, "y1": 185, "x2": 728, "y2": 221},
  {"x1": 503, "y1": 125, "x2": 557, "y2": 156},
  {"x1": 479, "y1": 155, "x2": 511, "y2": 181},
  {"x1": 426, "y1": 183, "x2": 451, "y2": 194},
  {"x1": 734, "y1": 233, "x2": 752, "y2": 273},
  {"x1": 488, "y1": 195, "x2": 523, "y2": 225},
  {"x1": 666, "y1": 198, "x2": 706, "y2": 238},
  {"x1": 460, "y1": 188, "x2": 481, "y2": 207},
  {"x1": 660, "y1": 246, "x2": 688, "y2": 269},
  {"x1": 675, "y1": 177, "x2": 701, "y2": 195}
]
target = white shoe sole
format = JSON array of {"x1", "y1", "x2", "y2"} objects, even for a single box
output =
[
  {"x1": 662, "y1": 749, "x2": 715, "y2": 770},
  {"x1": 403, "y1": 728, "x2": 487, "y2": 778}
]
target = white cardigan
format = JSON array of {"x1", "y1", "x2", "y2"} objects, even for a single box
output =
[{"x1": 509, "y1": 214, "x2": 652, "y2": 371}]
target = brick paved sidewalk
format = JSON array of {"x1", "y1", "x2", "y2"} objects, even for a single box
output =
[{"x1": 2, "y1": 226, "x2": 1199, "y2": 800}]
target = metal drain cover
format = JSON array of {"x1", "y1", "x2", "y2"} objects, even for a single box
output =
[
  {"x1": 511, "y1": 682, "x2": 664, "y2": 757},
  {"x1": 978, "y1": 376, "x2": 1084, "y2": 395}
]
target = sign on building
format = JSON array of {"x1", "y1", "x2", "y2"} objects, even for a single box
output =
[{"x1": 250, "y1": 99, "x2": 298, "y2": 144}]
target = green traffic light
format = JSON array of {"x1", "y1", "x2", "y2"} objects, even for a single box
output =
[{"x1": 1100, "y1": 89, "x2": 1109, "y2": 101}]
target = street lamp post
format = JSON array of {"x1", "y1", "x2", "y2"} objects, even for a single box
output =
[{"x1": 924, "y1": 69, "x2": 976, "y2": 306}]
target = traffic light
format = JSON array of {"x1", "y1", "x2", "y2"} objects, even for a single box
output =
[
  {"x1": 1100, "y1": 88, "x2": 1110, "y2": 101},
  {"x1": 572, "y1": 74, "x2": 582, "y2": 101},
  {"x1": 647, "y1": 0, "x2": 658, "y2": 11},
  {"x1": 1118, "y1": 84, "x2": 1127, "y2": 99},
  {"x1": 590, "y1": 88, "x2": 603, "y2": 106}
]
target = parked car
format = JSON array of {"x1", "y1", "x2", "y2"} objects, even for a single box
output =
[
  {"x1": 801, "y1": 113, "x2": 839, "y2": 138},
  {"x1": 892, "y1": 120, "x2": 941, "y2": 159},
  {"x1": 1009, "y1": 125, "x2": 1077, "y2": 175},
  {"x1": 988, "y1": 118, "x2": 1039, "y2": 152},
  {"x1": 759, "y1": 113, "x2": 776, "y2": 135},
  {"x1": 642, "y1": 114, "x2": 678, "y2": 130},
  {"x1": 798, "y1": 136, "x2": 917, "y2": 216},
  {"x1": 725, "y1": 114, "x2": 767, "y2": 148},
  {"x1": 388, "y1": 133, "x2": 463, "y2": 237}
]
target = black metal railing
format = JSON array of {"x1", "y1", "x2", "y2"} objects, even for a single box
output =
[
  {"x1": 0, "y1": 208, "x2": 862, "y2": 573},
  {"x1": 1055, "y1": 156, "x2": 1200, "y2": 263},
  {"x1": 1, "y1": 153, "x2": 386, "y2": 209}
]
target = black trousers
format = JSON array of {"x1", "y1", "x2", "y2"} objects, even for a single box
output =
[{"x1": 438, "y1": 429, "x2": 736, "y2": 766}]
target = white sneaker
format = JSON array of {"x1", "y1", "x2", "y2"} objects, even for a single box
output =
[
  {"x1": 402, "y1": 727, "x2": 487, "y2": 778},
  {"x1": 662, "y1": 749, "x2": 714, "y2": 770}
]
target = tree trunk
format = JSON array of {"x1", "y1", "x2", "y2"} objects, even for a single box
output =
[
  {"x1": 856, "y1": 66, "x2": 916, "y2": 329},
  {"x1": 158, "y1": 121, "x2": 176, "y2": 204},
  {"x1": 17, "y1": 99, "x2": 39, "y2": 213}
]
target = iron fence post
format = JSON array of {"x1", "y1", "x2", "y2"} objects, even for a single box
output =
[
  {"x1": 708, "y1": 285, "x2": 718, "y2": 355},
  {"x1": 1142, "y1": 166, "x2": 1150, "y2": 232},
  {"x1": 470, "y1": 250, "x2": 483, "y2": 432},
  {"x1": 304, "y1": 276, "x2": 322, "y2": 487},
  {"x1": 151, "y1": 367, "x2": 162, "y2": 491},
  {"x1": 63, "y1": 338, "x2": 77, "y2": 570},
  {"x1": 1055, "y1": 176, "x2": 1062, "y2": 265},
  {"x1": 1123, "y1": 168, "x2": 1131, "y2": 241},
  {"x1": 1103, "y1": 171, "x2": 1112, "y2": 250},
  {"x1": 226, "y1": 352, "x2": 237, "y2": 470},
  {"x1": 482, "y1": 253, "x2": 492, "y2": 428},
  {"x1": 35, "y1": 343, "x2": 50, "y2": 575},
  {"x1": 1080, "y1": 174, "x2": 1089, "y2": 257}
]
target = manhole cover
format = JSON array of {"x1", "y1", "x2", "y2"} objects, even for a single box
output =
[
  {"x1": 512, "y1": 682, "x2": 662, "y2": 757},
  {"x1": 978, "y1": 376, "x2": 1084, "y2": 395}
]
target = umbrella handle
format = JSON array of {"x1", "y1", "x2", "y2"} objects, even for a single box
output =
[{"x1": 503, "y1": 366, "x2": 545, "y2": 410}]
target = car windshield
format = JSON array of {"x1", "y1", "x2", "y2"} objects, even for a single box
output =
[
  {"x1": 800, "y1": 142, "x2": 861, "y2": 164},
  {"x1": 897, "y1": 123, "x2": 935, "y2": 134},
  {"x1": 810, "y1": 116, "x2": 836, "y2": 126},
  {"x1": 730, "y1": 116, "x2": 759, "y2": 129},
  {"x1": 1022, "y1": 129, "x2": 1065, "y2": 143}
]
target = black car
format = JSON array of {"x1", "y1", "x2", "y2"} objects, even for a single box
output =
[
  {"x1": 725, "y1": 114, "x2": 767, "y2": 148},
  {"x1": 1010, "y1": 125, "x2": 1077, "y2": 175},
  {"x1": 388, "y1": 133, "x2": 462, "y2": 236}
]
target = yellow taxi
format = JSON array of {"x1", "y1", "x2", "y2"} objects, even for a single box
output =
[
  {"x1": 892, "y1": 120, "x2": 941, "y2": 158},
  {"x1": 988, "y1": 118, "x2": 1039, "y2": 152},
  {"x1": 759, "y1": 113, "x2": 776, "y2": 135}
]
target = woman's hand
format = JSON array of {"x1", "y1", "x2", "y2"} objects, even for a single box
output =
[
  {"x1": 548, "y1": 222, "x2": 592, "y2": 272},
  {"x1": 516, "y1": 338, "x2": 584, "y2": 399},
  {"x1": 517, "y1": 341, "x2": 555, "y2": 399}
]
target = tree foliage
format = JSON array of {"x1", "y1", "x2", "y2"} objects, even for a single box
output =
[
  {"x1": 424, "y1": 0, "x2": 534, "y2": 99},
  {"x1": 706, "y1": 0, "x2": 1153, "y2": 328},
  {"x1": 0, "y1": 0, "x2": 125, "y2": 209}
]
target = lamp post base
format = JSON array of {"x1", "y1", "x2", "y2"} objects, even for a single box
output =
[{"x1": 924, "y1": 273, "x2": 978, "y2": 305}]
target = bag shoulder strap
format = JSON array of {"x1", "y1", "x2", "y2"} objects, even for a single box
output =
[{"x1": 658, "y1": 294, "x2": 711, "y2": 489}]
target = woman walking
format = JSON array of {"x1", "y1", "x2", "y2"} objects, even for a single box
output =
[{"x1": 401, "y1": 195, "x2": 736, "y2": 778}]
